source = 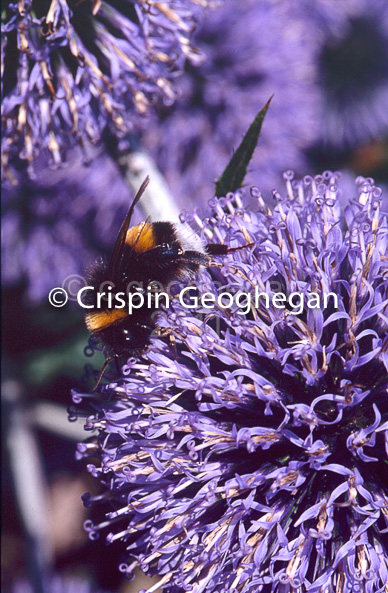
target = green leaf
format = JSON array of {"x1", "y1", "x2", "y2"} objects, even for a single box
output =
[{"x1": 215, "y1": 96, "x2": 273, "y2": 198}]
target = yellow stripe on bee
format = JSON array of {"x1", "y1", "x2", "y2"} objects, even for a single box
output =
[
  {"x1": 85, "y1": 309, "x2": 128, "y2": 332},
  {"x1": 125, "y1": 222, "x2": 156, "y2": 253}
]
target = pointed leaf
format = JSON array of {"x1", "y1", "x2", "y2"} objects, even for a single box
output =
[{"x1": 215, "y1": 96, "x2": 273, "y2": 197}]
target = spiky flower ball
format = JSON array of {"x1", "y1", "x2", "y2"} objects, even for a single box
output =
[
  {"x1": 75, "y1": 172, "x2": 388, "y2": 592},
  {"x1": 1, "y1": 0, "x2": 209, "y2": 176}
]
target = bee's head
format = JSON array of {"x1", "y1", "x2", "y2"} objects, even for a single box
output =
[{"x1": 95, "y1": 319, "x2": 154, "y2": 356}]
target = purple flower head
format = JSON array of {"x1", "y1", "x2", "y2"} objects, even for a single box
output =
[
  {"x1": 142, "y1": 0, "x2": 388, "y2": 209},
  {"x1": 1, "y1": 0, "x2": 209, "y2": 177},
  {"x1": 75, "y1": 172, "x2": 388, "y2": 592}
]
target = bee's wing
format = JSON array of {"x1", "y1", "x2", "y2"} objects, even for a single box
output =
[{"x1": 108, "y1": 175, "x2": 150, "y2": 281}]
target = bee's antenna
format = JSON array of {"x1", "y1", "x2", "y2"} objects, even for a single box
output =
[
  {"x1": 206, "y1": 242, "x2": 254, "y2": 256},
  {"x1": 108, "y1": 176, "x2": 150, "y2": 280},
  {"x1": 225, "y1": 242, "x2": 255, "y2": 253},
  {"x1": 92, "y1": 356, "x2": 116, "y2": 391}
]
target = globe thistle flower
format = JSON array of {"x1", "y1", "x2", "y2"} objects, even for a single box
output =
[
  {"x1": 141, "y1": 0, "x2": 388, "y2": 208},
  {"x1": 75, "y1": 172, "x2": 388, "y2": 592},
  {"x1": 1, "y1": 0, "x2": 209, "y2": 176}
]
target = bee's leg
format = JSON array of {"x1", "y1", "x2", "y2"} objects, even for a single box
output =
[
  {"x1": 157, "y1": 326, "x2": 186, "y2": 360},
  {"x1": 158, "y1": 326, "x2": 186, "y2": 341},
  {"x1": 92, "y1": 356, "x2": 116, "y2": 391},
  {"x1": 163, "y1": 330, "x2": 178, "y2": 360}
]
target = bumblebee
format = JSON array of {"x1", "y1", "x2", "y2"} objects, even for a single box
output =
[{"x1": 85, "y1": 176, "x2": 250, "y2": 387}]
